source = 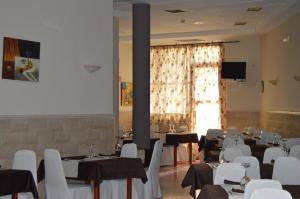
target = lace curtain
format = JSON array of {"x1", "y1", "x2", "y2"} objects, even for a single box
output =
[{"x1": 150, "y1": 44, "x2": 226, "y2": 134}]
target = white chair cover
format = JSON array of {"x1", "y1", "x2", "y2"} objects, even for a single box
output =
[
  {"x1": 250, "y1": 188, "x2": 292, "y2": 199},
  {"x1": 220, "y1": 148, "x2": 243, "y2": 162},
  {"x1": 272, "y1": 157, "x2": 300, "y2": 185},
  {"x1": 289, "y1": 145, "x2": 300, "y2": 160},
  {"x1": 161, "y1": 145, "x2": 188, "y2": 166},
  {"x1": 281, "y1": 138, "x2": 300, "y2": 150},
  {"x1": 133, "y1": 140, "x2": 163, "y2": 199},
  {"x1": 0, "y1": 150, "x2": 37, "y2": 199},
  {"x1": 232, "y1": 144, "x2": 252, "y2": 156},
  {"x1": 223, "y1": 137, "x2": 244, "y2": 148},
  {"x1": 44, "y1": 149, "x2": 92, "y2": 199},
  {"x1": 233, "y1": 156, "x2": 260, "y2": 179},
  {"x1": 263, "y1": 147, "x2": 285, "y2": 164},
  {"x1": 259, "y1": 131, "x2": 281, "y2": 145},
  {"x1": 214, "y1": 163, "x2": 245, "y2": 185},
  {"x1": 244, "y1": 179, "x2": 282, "y2": 199},
  {"x1": 120, "y1": 143, "x2": 137, "y2": 158}
]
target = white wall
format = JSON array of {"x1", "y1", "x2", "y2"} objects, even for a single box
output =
[
  {"x1": 261, "y1": 11, "x2": 300, "y2": 112},
  {"x1": 0, "y1": 0, "x2": 113, "y2": 115},
  {"x1": 224, "y1": 36, "x2": 262, "y2": 111}
]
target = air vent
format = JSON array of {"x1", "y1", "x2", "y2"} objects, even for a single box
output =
[
  {"x1": 234, "y1": 21, "x2": 247, "y2": 26},
  {"x1": 247, "y1": 7, "x2": 263, "y2": 12},
  {"x1": 165, "y1": 9, "x2": 187, "y2": 13},
  {"x1": 176, "y1": 39, "x2": 204, "y2": 43}
]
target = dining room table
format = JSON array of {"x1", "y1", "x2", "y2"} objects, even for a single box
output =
[
  {"x1": 0, "y1": 169, "x2": 39, "y2": 199},
  {"x1": 197, "y1": 184, "x2": 300, "y2": 199},
  {"x1": 37, "y1": 155, "x2": 147, "y2": 199},
  {"x1": 181, "y1": 162, "x2": 273, "y2": 198}
]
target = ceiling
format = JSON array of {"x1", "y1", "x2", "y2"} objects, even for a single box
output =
[{"x1": 114, "y1": 0, "x2": 300, "y2": 44}]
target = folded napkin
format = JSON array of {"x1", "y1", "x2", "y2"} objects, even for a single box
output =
[
  {"x1": 232, "y1": 188, "x2": 244, "y2": 193},
  {"x1": 224, "y1": 179, "x2": 240, "y2": 185}
]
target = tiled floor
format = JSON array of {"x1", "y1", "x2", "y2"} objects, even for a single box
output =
[{"x1": 159, "y1": 163, "x2": 193, "y2": 199}]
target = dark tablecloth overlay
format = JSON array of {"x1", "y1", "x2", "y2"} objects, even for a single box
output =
[
  {"x1": 38, "y1": 156, "x2": 147, "y2": 184},
  {"x1": 197, "y1": 185, "x2": 300, "y2": 199},
  {"x1": 181, "y1": 163, "x2": 213, "y2": 198},
  {"x1": 0, "y1": 169, "x2": 39, "y2": 198},
  {"x1": 182, "y1": 163, "x2": 273, "y2": 198},
  {"x1": 165, "y1": 133, "x2": 199, "y2": 146}
]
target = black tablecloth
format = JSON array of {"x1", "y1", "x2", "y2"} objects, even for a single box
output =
[
  {"x1": 181, "y1": 163, "x2": 213, "y2": 198},
  {"x1": 165, "y1": 133, "x2": 198, "y2": 145},
  {"x1": 197, "y1": 184, "x2": 300, "y2": 199},
  {"x1": 182, "y1": 163, "x2": 273, "y2": 198},
  {"x1": 0, "y1": 169, "x2": 39, "y2": 198},
  {"x1": 38, "y1": 157, "x2": 147, "y2": 184}
]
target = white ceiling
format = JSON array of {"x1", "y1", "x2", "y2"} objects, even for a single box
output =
[{"x1": 114, "y1": 0, "x2": 300, "y2": 44}]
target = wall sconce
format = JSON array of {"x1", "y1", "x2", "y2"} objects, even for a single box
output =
[
  {"x1": 268, "y1": 77, "x2": 278, "y2": 85},
  {"x1": 293, "y1": 76, "x2": 300, "y2": 82},
  {"x1": 83, "y1": 65, "x2": 102, "y2": 73}
]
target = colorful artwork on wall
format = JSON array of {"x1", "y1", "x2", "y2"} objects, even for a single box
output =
[
  {"x1": 2, "y1": 37, "x2": 40, "y2": 82},
  {"x1": 121, "y1": 82, "x2": 133, "y2": 106}
]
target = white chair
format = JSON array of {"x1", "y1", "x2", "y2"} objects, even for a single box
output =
[
  {"x1": 100, "y1": 143, "x2": 138, "y2": 199},
  {"x1": 133, "y1": 140, "x2": 163, "y2": 199},
  {"x1": 44, "y1": 149, "x2": 92, "y2": 199},
  {"x1": 233, "y1": 156, "x2": 260, "y2": 179},
  {"x1": 263, "y1": 147, "x2": 285, "y2": 164},
  {"x1": 244, "y1": 179, "x2": 282, "y2": 199},
  {"x1": 289, "y1": 145, "x2": 300, "y2": 160},
  {"x1": 250, "y1": 188, "x2": 292, "y2": 199},
  {"x1": 232, "y1": 144, "x2": 252, "y2": 156},
  {"x1": 272, "y1": 157, "x2": 300, "y2": 185},
  {"x1": 214, "y1": 163, "x2": 245, "y2": 185},
  {"x1": 259, "y1": 131, "x2": 281, "y2": 145},
  {"x1": 120, "y1": 143, "x2": 138, "y2": 158},
  {"x1": 245, "y1": 180, "x2": 282, "y2": 199},
  {"x1": 0, "y1": 150, "x2": 37, "y2": 199},
  {"x1": 220, "y1": 148, "x2": 243, "y2": 162}
]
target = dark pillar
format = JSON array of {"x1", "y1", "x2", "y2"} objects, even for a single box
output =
[{"x1": 132, "y1": 3, "x2": 150, "y2": 149}]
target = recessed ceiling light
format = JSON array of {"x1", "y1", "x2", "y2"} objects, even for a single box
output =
[
  {"x1": 234, "y1": 21, "x2": 247, "y2": 26},
  {"x1": 247, "y1": 7, "x2": 263, "y2": 12},
  {"x1": 165, "y1": 9, "x2": 187, "y2": 14},
  {"x1": 193, "y1": 21, "x2": 204, "y2": 25}
]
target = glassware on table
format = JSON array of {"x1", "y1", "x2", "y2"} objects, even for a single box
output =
[
  {"x1": 88, "y1": 144, "x2": 96, "y2": 159},
  {"x1": 240, "y1": 163, "x2": 251, "y2": 189}
]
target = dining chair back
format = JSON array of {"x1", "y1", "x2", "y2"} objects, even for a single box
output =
[
  {"x1": 289, "y1": 145, "x2": 300, "y2": 160},
  {"x1": 223, "y1": 137, "x2": 244, "y2": 148},
  {"x1": 214, "y1": 163, "x2": 245, "y2": 185},
  {"x1": 272, "y1": 157, "x2": 300, "y2": 185},
  {"x1": 120, "y1": 143, "x2": 137, "y2": 158},
  {"x1": 263, "y1": 147, "x2": 285, "y2": 164},
  {"x1": 244, "y1": 179, "x2": 282, "y2": 199},
  {"x1": 206, "y1": 129, "x2": 223, "y2": 139},
  {"x1": 249, "y1": 188, "x2": 292, "y2": 199},
  {"x1": 233, "y1": 156, "x2": 260, "y2": 179},
  {"x1": 220, "y1": 148, "x2": 243, "y2": 162},
  {"x1": 232, "y1": 144, "x2": 252, "y2": 156}
]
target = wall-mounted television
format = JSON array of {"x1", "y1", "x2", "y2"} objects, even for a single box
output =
[{"x1": 221, "y1": 62, "x2": 246, "y2": 80}]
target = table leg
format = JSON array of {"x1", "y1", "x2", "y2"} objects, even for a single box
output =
[
  {"x1": 93, "y1": 181, "x2": 100, "y2": 199},
  {"x1": 12, "y1": 193, "x2": 18, "y2": 199},
  {"x1": 188, "y1": 142, "x2": 192, "y2": 165},
  {"x1": 173, "y1": 145, "x2": 177, "y2": 167},
  {"x1": 127, "y1": 177, "x2": 132, "y2": 199}
]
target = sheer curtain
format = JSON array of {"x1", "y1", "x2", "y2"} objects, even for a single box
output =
[{"x1": 150, "y1": 44, "x2": 226, "y2": 136}]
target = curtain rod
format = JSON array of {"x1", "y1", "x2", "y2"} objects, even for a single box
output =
[{"x1": 150, "y1": 40, "x2": 240, "y2": 47}]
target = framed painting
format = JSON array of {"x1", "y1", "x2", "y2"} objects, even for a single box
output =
[
  {"x1": 2, "y1": 37, "x2": 40, "y2": 82},
  {"x1": 121, "y1": 82, "x2": 133, "y2": 106}
]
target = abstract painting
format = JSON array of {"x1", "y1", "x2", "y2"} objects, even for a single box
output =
[
  {"x1": 121, "y1": 82, "x2": 133, "y2": 106},
  {"x1": 2, "y1": 37, "x2": 40, "y2": 82}
]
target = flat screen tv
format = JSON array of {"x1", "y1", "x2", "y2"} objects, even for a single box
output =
[{"x1": 221, "y1": 62, "x2": 246, "y2": 80}]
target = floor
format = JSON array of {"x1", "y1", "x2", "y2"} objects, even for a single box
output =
[{"x1": 159, "y1": 163, "x2": 194, "y2": 199}]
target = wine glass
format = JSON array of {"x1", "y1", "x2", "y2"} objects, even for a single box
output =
[{"x1": 240, "y1": 163, "x2": 251, "y2": 189}]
